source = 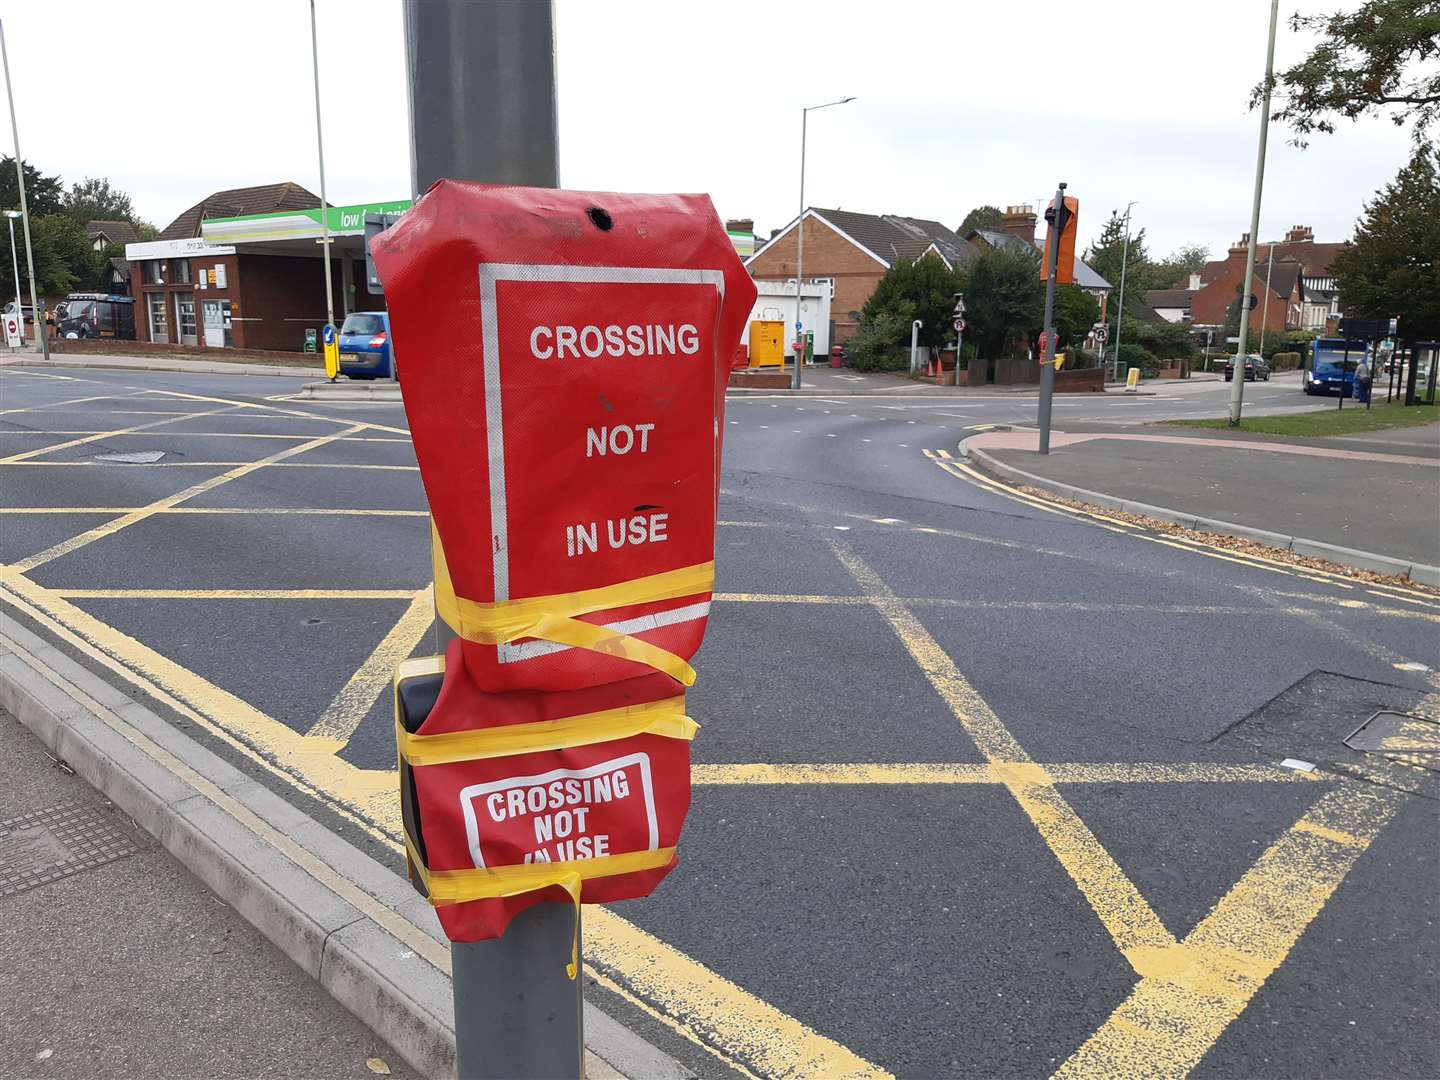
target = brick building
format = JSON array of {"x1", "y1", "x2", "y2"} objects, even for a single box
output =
[
  {"x1": 1182, "y1": 226, "x2": 1346, "y2": 332},
  {"x1": 965, "y1": 205, "x2": 1112, "y2": 308},
  {"x1": 744, "y1": 208, "x2": 973, "y2": 343},
  {"x1": 125, "y1": 181, "x2": 375, "y2": 350}
]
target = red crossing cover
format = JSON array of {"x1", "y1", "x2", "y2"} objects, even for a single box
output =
[{"x1": 371, "y1": 182, "x2": 756, "y2": 691}]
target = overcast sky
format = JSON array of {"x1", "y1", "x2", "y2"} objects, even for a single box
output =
[{"x1": 3, "y1": 1, "x2": 1420, "y2": 261}]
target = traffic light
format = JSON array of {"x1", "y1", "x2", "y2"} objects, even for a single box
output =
[{"x1": 1041, "y1": 196, "x2": 1079, "y2": 286}]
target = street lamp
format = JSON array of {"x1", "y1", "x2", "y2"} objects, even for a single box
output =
[
  {"x1": 4, "y1": 209, "x2": 22, "y2": 346},
  {"x1": 309, "y1": 0, "x2": 335, "y2": 332},
  {"x1": 1, "y1": 19, "x2": 48, "y2": 360},
  {"x1": 794, "y1": 95, "x2": 855, "y2": 390},
  {"x1": 1110, "y1": 200, "x2": 1137, "y2": 381}
]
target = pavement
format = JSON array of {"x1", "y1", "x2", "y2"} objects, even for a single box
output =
[
  {"x1": 0, "y1": 706, "x2": 414, "y2": 1080},
  {"x1": 963, "y1": 420, "x2": 1440, "y2": 578},
  {"x1": 1, "y1": 361, "x2": 1437, "y2": 1079}
]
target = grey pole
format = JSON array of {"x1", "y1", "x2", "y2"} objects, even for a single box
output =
[
  {"x1": 910, "y1": 319, "x2": 922, "y2": 376},
  {"x1": 1229, "y1": 0, "x2": 1280, "y2": 427},
  {"x1": 1037, "y1": 182, "x2": 1065, "y2": 455},
  {"x1": 1258, "y1": 242, "x2": 1274, "y2": 355},
  {"x1": 1110, "y1": 201, "x2": 1135, "y2": 381},
  {"x1": 6, "y1": 212, "x2": 21, "y2": 349},
  {"x1": 792, "y1": 96, "x2": 854, "y2": 391},
  {"x1": 402, "y1": 4, "x2": 576, "y2": 1078},
  {"x1": 308, "y1": 0, "x2": 335, "y2": 332},
  {"x1": 1, "y1": 20, "x2": 47, "y2": 361}
]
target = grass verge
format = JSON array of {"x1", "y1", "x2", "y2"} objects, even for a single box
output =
[{"x1": 1167, "y1": 398, "x2": 1438, "y2": 437}]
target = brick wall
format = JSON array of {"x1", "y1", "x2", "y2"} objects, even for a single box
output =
[
  {"x1": 1190, "y1": 269, "x2": 1291, "y2": 333},
  {"x1": 748, "y1": 216, "x2": 887, "y2": 343},
  {"x1": 234, "y1": 253, "x2": 354, "y2": 351},
  {"x1": 132, "y1": 253, "x2": 240, "y2": 346}
]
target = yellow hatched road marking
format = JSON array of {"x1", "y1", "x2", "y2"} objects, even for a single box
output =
[
  {"x1": 1054, "y1": 786, "x2": 1399, "y2": 1079},
  {"x1": 0, "y1": 405, "x2": 232, "y2": 464},
  {"x1": 141, "y1": 386, "x2": 412, "y2": 436},
  {"x1": 305, "y1": 588, "x2": 437, "y2": 741},
  {"x1": 0, "y1": 429, "x2": 410, "y2": 442},
  {"x1": 54, "y1": 587, "x2": 423, "y2": 600},
  {"x1": 829, "y1": 540, "x2": 1179, "y2": 973},
  {"x1": 3, "y1": 459, "x2": 420, "y2": 470},
  {"x1": 0, "y1": 507, "x2": 429, "y2": 517},
  {"x1": 0, "y1": 392, "x2": 134, "y2": 416},
  {"x1": 692, "y1": 762, "x2": 1319, "y2": 785},
  {"x1": 5, "y1": 424, "x2": 368, "y2": 573}
]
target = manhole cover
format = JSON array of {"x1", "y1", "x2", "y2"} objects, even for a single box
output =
[
  {"x1": 1345, "y1": 711, "x2": 1440, "y2": 773},
  {"x1": 0, "y1": 800, "x2": 143, "y2": 898},
  {"x1": 93, "y1": 450, "x2": 165, "y2": 463}
]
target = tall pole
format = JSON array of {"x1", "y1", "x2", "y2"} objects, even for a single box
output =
[
  {"x1": 1229, "y1": 0, "x2": 1280, "y2": 426},
  {"x1": 2, "y1": 19, "x2": 47, "y2": 360},
  {"x1": 309, "y1": 0, "x2": 335, "y2": 331},
  {"x1": 403, "y1": 4, "x2": 571, "y2": 1078},
  {"x1": 1258, "y1": 241, "x2": 1274, "y2": 355},
  {"x1": 1110, "y1": 201, "x2": 1135, "y2": 380},
  {"x1": 1037, "y1": 182, "x2": 1065, "y2": 455},
  {"x1": 792, "y1": 96, "x2": 854, "y2": 391},
  {"x1": 794, "y1": 106, "x2": 807, "y2": 390}
]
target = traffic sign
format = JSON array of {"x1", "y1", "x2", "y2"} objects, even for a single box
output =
[
  {"x1": 3, "y1": 313, "x2": 20, "y2": 348},
  {"x1": 952, "y1": 317, "x2": 965, "y2": 332},
  {"x1": 322, "y1": 322, "x2": 340, "y2": 379},
  {"x1": 1248, "y1": 293, "x2": 1259, "y2": 311}
]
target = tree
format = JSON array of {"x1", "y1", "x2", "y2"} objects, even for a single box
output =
[
  {"x1": 1052, "y1": 285, "x2": 1100, "y2": 349},
  {"x1": 1333, "y1": 144, "x2": 1440, "y2": 340},
  {"x1": 1149, "y1": 243, "x2": 1211, "y2": 289},
  {"x1": 956, "y1": 205, "x2": 1003, "y2": 236},
  {"x1": 62, "y1": 176, "x2": 138, "y2": 225},
  {"x1": 1261, "y1": 0, "x2": 1440, "y2": 145},
  {"x1": 1084, "y1": 210, "x2": 1152, "y2": 305},
  {"x1": 858, "y1": 252, "x2": 965, "y2": 353},
  {"x1": 964, "y1": 245, "x2": 1044, "y2": 358},
  {"x1": 0, "y1": 157, "x2": 64, "y2": 217}
]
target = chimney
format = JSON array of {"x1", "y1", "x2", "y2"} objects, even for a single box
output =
[
  {"x1": 726, "y1": 218, "x2": 754, "y2": 235},
  {"x1": 1229, "y1": 232, "x2": 1251, "y2": 255},
  {"x1": 1188, "y1": 272, "x2": 1201, "y2": 290},
  {"x1": 1000, "y1": 204, "x2": 1037, "y2": 244},
  {"x1": 1284, "y1": 224, "x2": 1313, "y2": 243}
]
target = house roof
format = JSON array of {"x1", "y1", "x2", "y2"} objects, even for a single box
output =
[
  {"x1": 969, "y1": 229, "x2": 1113, "y2": 291},
  {"x1": 751, "y1": 208, "x2": 976, "y2": 270},
  {"x1": 1144, "y1": 288, "x2": 1197, "y2": 309},
  {"x1": 107, "y1": 256, "x2": 131, "y2": 281},
  {"x1": 158, "y1": 181, "x2": 321, "y2": 240},
  {"x1": 1255, "y1": 261, "x2": 1302, "y2": 300},
  {"x1": 1198, "y1": 240, "x2": 1347, "y2": 285},
  {"x1": 85, "y1": 219, "x2": 139, "y2": 245}
]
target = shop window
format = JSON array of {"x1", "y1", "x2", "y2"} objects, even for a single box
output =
[
  {"x1": 143, "y1": 260, "x2": 164, "y2": 285},
  {"x1": 172, "y1": 258, "x2": 192, "y2": 284}
]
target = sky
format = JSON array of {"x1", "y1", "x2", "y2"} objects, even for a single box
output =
[{"x1": 1, "y1": 0, "x2": 1422, "y2": 262}]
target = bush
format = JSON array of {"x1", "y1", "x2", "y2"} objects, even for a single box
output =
[
  {"x1": 844, "y1": 308, "x2": 913, "y2": 372},
  {"x1": 1270, "y1": 351, "x2": 1301, "y2": 371},
  {"x1": 1117, "y1": 342, "x2": 1159, "y2": 377},
  {"x1": 1066, "y1": 346, "x2": 1098, "y2": 369}
]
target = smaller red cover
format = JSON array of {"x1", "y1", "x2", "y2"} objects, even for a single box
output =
[{"x1": 407, "y1": 640, "x2": 692, "y2": 943}]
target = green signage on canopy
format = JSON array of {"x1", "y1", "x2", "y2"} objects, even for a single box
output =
[{"x1": 201, "y1": 199, "x2": 413, "y2": 244}]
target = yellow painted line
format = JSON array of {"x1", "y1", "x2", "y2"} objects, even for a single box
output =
[
  {"x1": 1367, "y1": 588, "x2": 1440, "y2": 610},
  {"x1": 142, "y1": 387, "x2": 412, "y2": 437},
  {"x1": 0, "y1": 507, "x2": 429, "y2": 518},
  {"x1": 0, "y1": 571, "x2": 888, "y2": 1077},
  {"x1": 714, "y1": 592, "x2": 867, "y2": 605},
  {"x1": 2, "y1": 460, "x2": 420, "y2": 471},
  {"x1": 585, "y1": 909, "x2": 892, "y2": 1080},
  {"x1": 692, "y1": 762, "x2": 1318, "y2": 785},
  {"x1": 305, "y1": 588, "x2": 437, "y2": 741},
  {"x1": 53, "y1": 587, "x2": 423, "y2": 600},
  {"x1": 0, "y1": 367, "x2": 83, "y2": 380},
  {"x1": 1055, "y1": 785, "x2": 1399, "y2": 1079},
  {"x1": 5, "y1": 424, "x2": 367, "y2": 573},
  {"x1": 943, "y1": 459, "x2": 1133, "y2": 533},
  {"x1": 0, "y1": 406, "x2": 231, "y2": 464},
  {"x1": 718, "y1": 520, "x2": 768, "y2": 527},
  {"x1": 828, "y1": 540, "x2": 1179, "y2": 972},
  {"x1": 0, "y1": 393, "x2": 130, "y2": 416},
  {"x1": 0, "y1": 429, "x2": 410, "y2": 443}
]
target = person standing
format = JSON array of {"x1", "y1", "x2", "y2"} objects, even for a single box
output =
[{"x1": 1354, "y1": 354, "x2": 1372, "y2": 403}]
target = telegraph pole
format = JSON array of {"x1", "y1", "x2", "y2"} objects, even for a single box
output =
[
  {"x1": 1229, "y1": 0, "x2": 1280, "y2": 426},
  {"x1": 1, "y1": 19, "x2": 47, "y2": 361},
  {"x1": 401, "y1": 3, "x2": 575, "y2": 1078}
]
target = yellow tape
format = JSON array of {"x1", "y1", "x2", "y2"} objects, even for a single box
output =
[
  {"x1": 405, "y1": 833, "x2": 676, "y2": 978},
  {"x1": 431, "y1": 523, "x2": 711, "y2": 685},
  {"x1": 396, "y1": 695, "x2": 697, "y2": 766}
]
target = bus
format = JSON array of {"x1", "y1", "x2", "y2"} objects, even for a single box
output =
[{"x1": 1303, "y1": 337, "x2": 1369, "y2": 396}]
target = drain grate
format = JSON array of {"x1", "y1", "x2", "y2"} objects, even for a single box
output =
[
  {"x1": 0, "y1": 800, "x2": 144, "y2": 899},
  {"x1": 1345, "y1": 711, "x2": 1440, "y2": 773}
]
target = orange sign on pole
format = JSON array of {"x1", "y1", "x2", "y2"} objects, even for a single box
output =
[{"x1": 1041, "y1": 196, "x2": 1079, "y2": 286}]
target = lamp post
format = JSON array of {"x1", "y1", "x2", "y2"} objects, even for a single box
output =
[
  {"x1": 5, "y1": 209, "x2": 22, "y2": 346},
  {"x1": 1, "y1": 19, "x2": 47, "y2": 360},
  {"x1": 794, "y1": 95, "x2": 855, "y2": 390},
  {"x1": 1110, "y1": 200, "x2": 1137, "y2": 381},
  {"x1": 309, "y1": 0, "x2": 335, "y2": 332}
]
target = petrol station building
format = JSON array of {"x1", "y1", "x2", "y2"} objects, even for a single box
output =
[{"x1": 124, "y1": 182, "x2": 409, "y2": 351}]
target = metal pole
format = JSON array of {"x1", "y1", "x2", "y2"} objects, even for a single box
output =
[
  {"x1": 7, "y1": 214, "x2": 20, "y2": 349},
  {"x1": 1, "y1": 20, "x2": 47, "y2": 360},
  {"x1": 403, "y1": 4, "x2": 575, "y2": 1078},
  {"x1": 794, "y1": 107, "x2": 807, "y2": 390},
  {"x1": 1258, "y1": 242, "x2": 1274, "y2": 355},
  {"x1": 1109, "y1": 205, "x2": 1135, "y2": 381},
  {"x1": 309, "y1": 0, "x2": 335, "y2": 332},
  {"x1": 1038, "y1": 182, "x2": 1065, "y2": 455},
  {"x1": 910, "y1": 319, "x2": 922, "y2": 375},
  {"x1": 1229, "y1": 0, "x2": 1279, "y2": 427}
]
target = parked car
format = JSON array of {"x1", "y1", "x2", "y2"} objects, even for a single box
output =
[
  {"x1": 338, "y1": 311, "x2": 395, "y2": 379},
  {"x1": 58, "y1": 293, "x2": 136, "y2": 340},
  {"x1": 1224, "y1": 353, "x2": 1270, "y2": 382},
  {"x1": 3, "y1": 300, "x2": 34, "y2": 329}
]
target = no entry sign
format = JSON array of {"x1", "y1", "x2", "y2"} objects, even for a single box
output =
[{"x1": 372, "y1": 183, "x2": 755, "y2": 692}]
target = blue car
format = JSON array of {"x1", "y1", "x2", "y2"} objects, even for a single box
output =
[{"x1": 338, "y1": 311, "x2": 395, "y2": 379}]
